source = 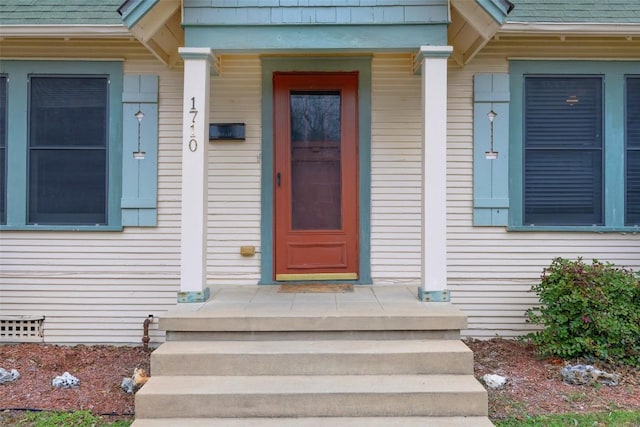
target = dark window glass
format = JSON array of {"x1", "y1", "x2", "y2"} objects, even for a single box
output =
[
  {"x1": 28, "y1": 77, "x2": 108, "y2": 225},
  {"x1": 627, "y1": 77, "x2": 640, "y2": 225},
  {"x1": 524, "y1": 77, "x2": 603, "y2": 226},
  {"x1": 290, "y1": 91, "x2": 342, "y2": 230},
  {"x1": 0, "y1": 76, "x2": 6, "y2": 224}
]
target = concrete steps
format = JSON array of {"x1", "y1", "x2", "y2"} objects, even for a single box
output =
[{"x1": 132, "y1": 286, "x2": 491, "y2": 426}]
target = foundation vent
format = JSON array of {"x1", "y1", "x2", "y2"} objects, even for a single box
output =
[{"x1": 0, "y1": 316, "x2": 45, "y2": 342}]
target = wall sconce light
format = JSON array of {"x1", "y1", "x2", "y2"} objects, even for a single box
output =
[
  {"x1": 133, "y1": 110, "x2": 146, "y2": 160},
  {"x1": 485, "y1": 110, "x2": 498, "y2": 160}
]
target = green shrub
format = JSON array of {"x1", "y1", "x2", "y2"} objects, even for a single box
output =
[{"x1": 525, "y1": 257, "x2": 640, "y2": 366}]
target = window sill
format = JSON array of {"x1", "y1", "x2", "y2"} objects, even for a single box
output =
[
  {"x1": 507, "y1": 225, "x2": 640, "y2": 233},
  {"x1": 0, "y1": 225, "x2": 123, "y2": 232}
]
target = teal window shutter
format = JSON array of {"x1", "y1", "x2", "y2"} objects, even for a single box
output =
[
  {"x1": 473, "y1": 73, "x2": 509, "y2": 226},
  {"x1": 121, "y1": 75, "x2": 158, "y2": 226}
]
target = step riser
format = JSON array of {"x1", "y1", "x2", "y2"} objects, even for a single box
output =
[
  {"x1": 152, "y1": 352, "x2": 473, "y2": 376},
  {"x1": 132, "y1": 417, "x2": 495, "y2": 427},
  {"x1": 166, "y1": 330, "x2": 461, "y2": 342},
  {"x1": 136, "y1": 392, "x2": 487, "y2": 418},
  {"x1": 159, "y1": 316, "x2": 467, "y2": 335}
]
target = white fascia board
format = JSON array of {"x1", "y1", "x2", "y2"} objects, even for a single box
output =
[
  {"x1": 0, "y1": 25, "x2": 131, "y2": 38},
  {"x1": 501, "y1": 22, "x2": 640, "y2": 36}
]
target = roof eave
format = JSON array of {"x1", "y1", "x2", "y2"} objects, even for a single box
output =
[
  {"x1": 0, "y1": 24, "x2": 131, "y2": 38},
  {"x1": 500, "y1": 22, "x2": 640, "y2": 36}
]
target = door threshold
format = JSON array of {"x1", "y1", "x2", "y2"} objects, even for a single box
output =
[
  {"x1": 275, "y1": 272, "x2": 358, "y2": 281},
  {"x1": 278, "y1": 283, "x2": 355, "y2": 293}
]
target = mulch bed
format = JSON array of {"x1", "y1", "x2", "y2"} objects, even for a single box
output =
[
  {"x1": 466, "y1": 338, "x2": 640, "y2": 420},
  {"x1": 0, "y1": 339, "x2": 638, "y2": 422},
  {"x1": 0, "y1": 344, "x2": 150, "y2": 417}
]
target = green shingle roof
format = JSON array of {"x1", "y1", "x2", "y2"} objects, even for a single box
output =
[
  {"x1": 2, "y1": 1, "x2": 639, "y2": 26},
  {"x1": 508, "y1": 0, "x2": 640, "y2": 23},
  {"x1": 0, "y1": 1, "x2": 124, "y2": 25}
]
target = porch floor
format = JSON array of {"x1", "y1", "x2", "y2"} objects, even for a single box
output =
[{"x1": 159, "y1": 285, "x2": 467, "y2": 336}]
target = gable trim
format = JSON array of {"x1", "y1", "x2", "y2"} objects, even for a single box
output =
[
  {"x1": 476, "y1": 0, "x2": 514, "y2": 25},
  {"x1": 118, "y1": 0, "x2": 158, "y2": 29}
]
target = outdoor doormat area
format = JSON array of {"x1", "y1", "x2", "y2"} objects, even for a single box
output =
[{"x1": 278, "y1": 283, "x2": 354, "y2": 293}]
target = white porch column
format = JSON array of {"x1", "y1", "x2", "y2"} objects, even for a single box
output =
[
  {"x1": 177, "y1": 47, "x2": 216, "y2": 302},
  {"x1": 416, "y1": 46, "x2": 453, "y2": 302}
]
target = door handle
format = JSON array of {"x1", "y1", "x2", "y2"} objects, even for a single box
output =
[{"x1": 276, "y1": 172, "x2": 281, "y2": 187}]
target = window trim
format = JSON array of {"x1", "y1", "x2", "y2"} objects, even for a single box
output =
[
  {"x1": 0, "y1": 60, "x2": 123, "y2": 231},
  {"x1": 0, "y1": 74, "x2": 7, "y2": 225},
  {"x1": 509, "y1": 60, "x2": 639, "y2": 232},
  {"x1": 625, "y1": 76, "x2": 640, "y2": 226}
]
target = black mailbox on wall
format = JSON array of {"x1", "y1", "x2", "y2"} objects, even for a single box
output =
[{"x1": 209, "y1": 123, "x2": 245, "y2": 141}]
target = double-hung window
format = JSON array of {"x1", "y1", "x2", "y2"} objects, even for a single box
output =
[
  {"x1": 29, "y1": 76, "x2": 108, "y2": 225},
  {"x1": 510, "y1": 61, "x2": 640, "y2": 231},
  {"x1": 523, "y1": 76, "x2": 603, "y2": 226},
  {"x1": 0, "y1": 61, "x2": 122, "y2": 230}
]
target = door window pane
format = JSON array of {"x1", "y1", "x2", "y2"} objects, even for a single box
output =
[
  {"x1": 524, "y1": 77, "x2": 603, "y2": 225},
  {"x1": 28, "y1": 77, "x2": 108, "y2": 225},
  {"x1": 290, "y1": 92, "x2": 342, "y2": 230}
]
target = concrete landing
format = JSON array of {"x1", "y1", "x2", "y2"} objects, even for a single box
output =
[{"x1": 160, "y1": 285, "x2": 467, "y2": 338}]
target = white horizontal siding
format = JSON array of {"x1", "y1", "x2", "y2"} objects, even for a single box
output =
[
  {"x1": 0, "y1": 41, "x2": 183, "y2": 344},
  {"x1": 370, "y1": 54, "x2": 423, "y2": 284},
  {"x1": 207, "y1": 55, "x2": 262, "y2": 285},
  {"x1": 447, "y1": 41, "x2": 640, "y2": 337}
]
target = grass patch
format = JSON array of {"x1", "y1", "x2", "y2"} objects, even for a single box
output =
[
  {"x1": 494, "y1": 410, "x2": 640, "y2": 426},
  {"x1": 2, "y1": 410, "x2": 132, "y2": 427}
]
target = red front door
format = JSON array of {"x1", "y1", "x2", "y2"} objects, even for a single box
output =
[{"x1": 273, "y1": 72, "x2": 359, "y2": 281}]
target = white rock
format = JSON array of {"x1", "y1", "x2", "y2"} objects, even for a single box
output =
[
  {"x1": 0, "y1": 368, "x2": 20, "y2": 384},
  {"x1": 121, "y1": 377, "x2": 134, "y2": 394},
  {"x1": 561, "y1": 364, "x2": 620, "y2": 386},
  {"x1": 52, "y1": 372, "x2": 80, "y2": 388},
  {"x1": 482, "y1": 373, "x2": 507, "y2": 389}
]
